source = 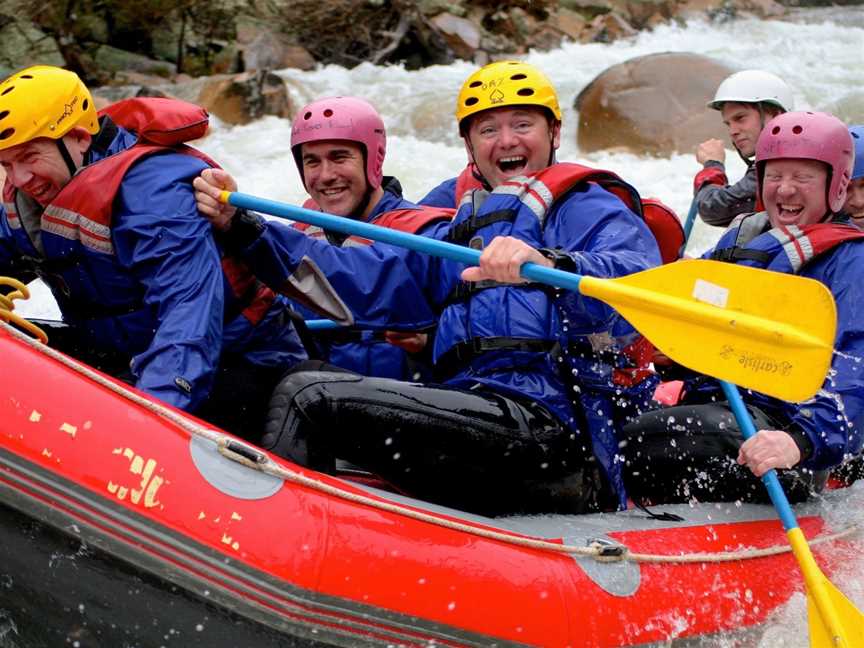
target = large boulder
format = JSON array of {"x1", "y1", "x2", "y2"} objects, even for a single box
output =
[
  {"x1": 575, "y1": 52, "x2": 736, "y2": 156},
  {"x1": 196, "y1": 70, "x2": 292, "y2": 125}
]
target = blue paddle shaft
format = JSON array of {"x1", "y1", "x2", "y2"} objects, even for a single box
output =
[
  {"x1": 225, "y1": 192, "x2": 586, "y2": 293},
  {"x1": 720, "y1": 381, "x2": 800, "y2": 532},
  {"x1": 305, "y1": 319, "x2": 341, "y2": 330},
  {"x1": 683, "y1": 198, "x2": 699, "y2": 241}
]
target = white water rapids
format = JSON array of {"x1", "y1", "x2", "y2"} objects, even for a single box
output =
[{"x1": 14, "y1": 9, "x2": 864, "y2": 647}]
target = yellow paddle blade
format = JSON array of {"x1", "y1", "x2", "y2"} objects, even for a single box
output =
[
  {"x1": 579, "y1": 259, "x2": 836, "y2": 402},
  {"x1": 807, "y1": 582, "x2": 864, "y2": 648},
  {"x1": 786, "y1": 529, "x2": 864, "y2": 648}
]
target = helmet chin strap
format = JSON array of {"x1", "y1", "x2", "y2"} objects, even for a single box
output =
[
  {"x1": 463, "y1": 139, "x2": 493, "y2": 192},
  {"x1": 55, "y1": 139, "x2": 78, "y2": 178}
]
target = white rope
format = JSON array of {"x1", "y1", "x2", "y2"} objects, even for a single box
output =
[{"x1": 1, "y1": 315, "x2": 860, "y2": 565}]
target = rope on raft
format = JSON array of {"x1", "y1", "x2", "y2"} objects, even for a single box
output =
[
  {"x1": 0, "y1": 277, "x2": 48, "y2": 343},
  {"x1": 0, "y1": 299, "x2": 859, "y2": 566}
]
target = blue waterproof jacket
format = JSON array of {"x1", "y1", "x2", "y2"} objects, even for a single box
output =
[
  {"x1": 699, "y1": 213, "x2": 864, "y2": 469},
  {"x1": 419, "y1": 177, "x2": 458, "y2": 208},
  {"x1": 420, "y1": 171, "x2": 664, "y2": 502},
  {"x1": 295, "y1": 185, "x2": 434, "y2": 380},
  {"x1": 0, "y1": 119, "x2": 306, "y2": 411},
  {"x1": 230, "y1": 165, "x2": 661, "y2": 506}
]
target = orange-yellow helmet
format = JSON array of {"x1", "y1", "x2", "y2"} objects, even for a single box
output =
[
  {"x1": 0, "y1": 65, "x2": 99, "y2": 151},
  {"x1": 455, "y1": 60, "x2": 562, "y2": 134}
]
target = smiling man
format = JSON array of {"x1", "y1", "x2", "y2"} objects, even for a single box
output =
[
  {"x1": 419, "y1": 61, "x2": 560, "y2": 207},
  {"x1": 195, "y1": 96, "x2": 447, "y2": 380},
  {"x1": 0, "y1": 65, "x2": 309, "y2": 435},
  {"x1": 692, "y1": 70, "x2": 794, "y2": 228},
  {"x1": 624, "y1": 111, "x2": 864, "y2": 505}
]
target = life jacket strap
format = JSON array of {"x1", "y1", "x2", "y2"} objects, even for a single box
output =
[
  {"x1": 435, "y1": 336, "x2": 558, "y2": 380},
  {"x1": 709, "y1": 246, "x2": 772, "y2": 265},
  {"x1": 445, "y1": 209, "x2": 517, "y2": 245}
]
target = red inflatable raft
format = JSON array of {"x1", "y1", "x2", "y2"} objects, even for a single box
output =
[{"x1": 0, "y1": 322, "x2": 859, "y2": 647}]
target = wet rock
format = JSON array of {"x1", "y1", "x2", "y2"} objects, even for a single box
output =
[
  {"x1": 236, "y1": 21, "x2": 316, "y2": 72},
  {"x1": 575, "y1": 52, "x2": 735, "y2": 156},
  {"x1": 111, "y1": 70, "x2": 176, "y2": 87},
  {"x1": 196, "y1": 70, "x2": 292, "y2": 125},
  {"x1": 430, "y1": 12, "x2": 481, "y2": 59},
  {"x1": 555, "y1": 8, "x2": 589, "y2": 40},
  {"x1": 92, "y1": 45, "x2": 176, "y2": 78},
  {"x1": 621, "y1": 0, "x2": 678, "y2": 26},
  {"x1": 580, "y1": 12, "x2": 638, "y2": 43},
  {"x1": 0, "y1": 19, "x2": 65, "y2": 70}
]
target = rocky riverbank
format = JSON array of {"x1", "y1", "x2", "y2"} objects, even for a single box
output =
[
  {"x1": 2, "y1": 1, "x2": 860, "y2": 154},
  {"x1": 0, "y1": 0, "x2": 842, "y2": 85}
]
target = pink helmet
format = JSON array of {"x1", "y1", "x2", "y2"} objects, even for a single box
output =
[
  {"x1": 756, "y1": 111, "x2": 854, "y2": 213},
  {"x1": 290, "y1": 96, "x2": 386, "y2": 189}
]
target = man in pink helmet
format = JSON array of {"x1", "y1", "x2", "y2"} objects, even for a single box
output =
[
  {"x1": 195, "y1": 96, "x2": 450, "y2": 381},
  {"x1": 624, "y1": 111, "x2": 864, "y2": 505}
]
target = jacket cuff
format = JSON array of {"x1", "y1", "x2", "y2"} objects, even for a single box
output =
[
  {"x1": 786, "y1": 426, "x2": 814, "y2": 463},
  {"x1": 224, "y1": 209, "x2": 266, "y2": 250},
  {"x1": 693, "y1": 165, "x2": 728, "y2": 194},
  {"x1": 538, "y1": 247, "x2": 580, "y2": 273}
]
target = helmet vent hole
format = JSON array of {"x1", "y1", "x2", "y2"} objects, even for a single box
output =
[
  {"x1": 303, "y1": 111, "x2": 312, "y2": 120},
  {"x1": 82, "y1": 98, "x2": 89, "y2": 111},
  {"x1": 469, "y1": 81, "x2": 482, "y2": 88},
  {"x1": 0, "y1": 110, "x2": 7, "y2": 121},
  {"x1": 323, "y1": 109, "x2": 333, "y2": 117},
  {"x1": 516, "y1": 88, "x2": 535, "y2": 97},
  {"x1": 771, "y1": 126, "x2": 781, "y2": 135},
  {"x1": 19, "y1": 75, "x2": 32, "y2": 80},
  {"x1": 511, "y1": 74, "x2": 527, "y2": 81},
  {"x1": 465, "y1": 97, "x2": 479, "y2": 107},
  {"x1": 1, "y1": 86, "x2": 14, "y2": 96},
  {"x1": 0, "y1": 127, "x2": 15, "y2": 140},
  {"x1": 792, "y1": 125, "x2": 803, "y2": 135}
]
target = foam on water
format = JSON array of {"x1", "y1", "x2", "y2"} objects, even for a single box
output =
[{"x1": 12, "y1": 12, "x2": 864, "y2": 644}]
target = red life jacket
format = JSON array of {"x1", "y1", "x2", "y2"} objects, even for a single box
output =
[
  {"x1": 452, "y1": 163, "x2": 684, "y2": 264},
  {"x1": 3, "y1": 97, "x2": 275, "y2": 325}
]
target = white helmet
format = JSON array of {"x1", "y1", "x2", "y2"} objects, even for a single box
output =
[{"x1": 707, "y1": 70, "x2": 794, "y2": 113}]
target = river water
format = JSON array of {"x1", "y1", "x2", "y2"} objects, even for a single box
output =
[{"x1": 15, "y1": 8, "x2": 864, "y2": 647}]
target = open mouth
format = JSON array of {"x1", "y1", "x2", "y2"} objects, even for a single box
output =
[
  {"x1": 776, "y1": 203, "x2": 804, "y2": 220},
  {"x1": 319, "y1": 187, "x2": 348, "y2": 198},
  {"x1": 497, "y1": 156, "x2": 528, "y2": 174},
  {"x1": 26, "y1": 183, "x2": 53, "y2": 203}
]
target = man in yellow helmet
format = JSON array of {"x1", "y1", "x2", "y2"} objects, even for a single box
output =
[
  {"x1": 0, "y1": 65, "x2": 311, "y2": 434},
  {"x1": 420, "y1": 60, "x2": 562, "y2": 207},
  {"x1": 193, "y1": 61, "x2": 662, "y2": 515}
]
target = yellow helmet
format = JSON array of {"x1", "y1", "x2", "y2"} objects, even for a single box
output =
[
  {"x1": 0, "y1": 65, "x2": 99, "y2": 151},
  {"x1": 455, "y1": 60, "x2": 562, "y2": 133}
]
